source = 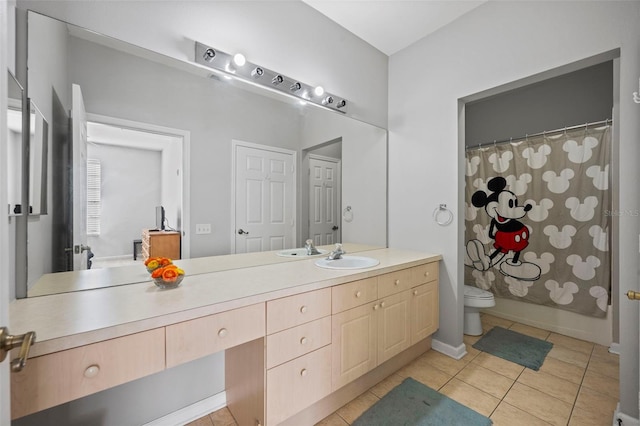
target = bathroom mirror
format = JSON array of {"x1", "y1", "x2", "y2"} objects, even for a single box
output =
[
  {"x1": 7, "y1": 70, "x2": 24, "y2": 215},
  {"x1": 22, "y1": 11, "x2": 387, "y2": 298}
]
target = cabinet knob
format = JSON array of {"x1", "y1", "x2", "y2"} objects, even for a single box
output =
[
  {"x1": 373, "y1": 304, "x2": 379, "y2": 310},
  {"x1": 355, "y1": 291, "x2": 362, "y2": 298},
  {"x1": 394, "y1": 279, "x2": 400, "y2": 286},
  {"x1": 218, "y1": 328, "x2": 229, "y2": 338},
  {"x1": 413, "y1": 290, "x2": 418, "y2": 296},
  {"x1": 300, "y1": 368, "x2": 308, "y2": 377},
  {"x1": 380, "y1": 301, "x2": 386, "y2": 308},
  {"x1": 84, "y1": 364, "x2": 100, "y2": 378},
  {"x1": 425, "y1": 271, "x2": 430, "y2": 277},
  {"x1": 300, "y1": 305, "x2": 308, "y2": 314},
  {"x1": 300, "y1": 337, "x2": 308, "y2": 345}
]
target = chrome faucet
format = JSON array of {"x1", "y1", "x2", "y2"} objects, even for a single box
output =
[
  {"x1": 305, "y1": 239, "x2": 321, "y2": 255},
  {"x1": 326, "y1": 243, "x2": 345, "y2": 260}
]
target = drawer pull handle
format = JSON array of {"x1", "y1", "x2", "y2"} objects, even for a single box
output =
[
  {"x1": 300, "y1": 368, "x2": 308, "y2": 377},
  {"x1": 300, "y1": 337, "x2": 308, "y2": 345},
  {"x1": 394, "y1": 279, "x2": 400, "y2": 286},
  {"x1": 413, "y1": 290, "x2": 418, "y2": 296},
  {"x1": 84, "y1": 364, "x2": 100, "y2": 378},
  {"x1": 300, "y1": 305, "x2": 308, "y2": 314},
  {"x1": 218, "y1": 328, "x2": 229, "y2": 338},
  {"x1": 355, "y1": 291, "x2": 362, "y2": 298}
]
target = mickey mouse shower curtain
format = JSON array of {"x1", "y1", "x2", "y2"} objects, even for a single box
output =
[{"x1": 464, "y1": 123, "x2": 611, "y2": 318}]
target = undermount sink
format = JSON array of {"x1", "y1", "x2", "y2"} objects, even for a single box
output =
[
  {"x1": 277, "y1": 248, "x2": 328, "y2": 257},
  {"x1": 314, "y1": 256, "x2": 380, "y2": 270}
]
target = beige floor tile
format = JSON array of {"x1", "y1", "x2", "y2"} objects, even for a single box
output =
[
  {"x1": 587, "y1": 353, "x2": 619, "y2": 380},
  {"x1": 470, "y1": 351, "x2": 525, "y2": 380},
  {"x1": 569, "y1": 406, "x2": 616, "y2": 426},
  {"x1": 581, "y1": 367, "x2": 619, "y2": 399},
  {"x1": 538, "y1": 356, "x2": 585, "y2": 385},
  {"x1": 592, "y1": 343, "x2": 617, "y2": 360},
  {"x1": 574, "y1": 386, "x2": 618, "y2": 418},
  {"x1": 455, "y1": 363, "x2": 515, "y2": 399},
  {"x1": 547, "y1": 344, "x2": 590, "y2": 368},
  {"x1": 508, "y1": 323, "x2": 551, "y2": 340},
  {"x1": 186, "y1": 417, "x2": 214, "y2": 426},
  {"x1": 503, "y1": 382, "x2": 572, "y2": 426},
  {"x1": 546, "y1": 333, "x2": 594, "y2": 355},
  {"x1": 315, "y1": 412, "x2": 349, "y2": 426},
  {"x1": 369, "y1": 373, "x2": 405, "y2": 398},
  {"x1": 481, "y1": 314, "x2": 515, "y2": 330},
  {"x1": 209, "y1": 407, "x2": 237, "y2": 426},
  {"x1": 397, "y1": 358, "x2": 452, "y2": 390},
  {"x1": 463, "y1": 333, "x2": 482, "y2": 346},
  {"x1": 439, "y1": 378, "x2": 500, "y2": 417},
  {"x1": 419, "y1": 348, "x2": 469, "y2": 375},
  {"x1": 335, "y1": 391, "x2": 379, "y2": 424},
  {"x1": 517, "y1": 368, "x2": 580, "y2": 405},
  {"x1": 490, "y1": 401, "x2": 553, "y2": 426}
]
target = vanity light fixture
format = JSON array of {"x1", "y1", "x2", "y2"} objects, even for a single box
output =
[
  {"x1": 195, "y1": 41, "x2": 348, "y2": 113},
  {"x1": 203, "y1": 48, "x2": 216, "y2": 62},
  {"x1": 251, "y1": 67, "x2": 264, "y2": 78},
  {"x1": 233, "y1": 53, "x2": 246, "y2": 67}
]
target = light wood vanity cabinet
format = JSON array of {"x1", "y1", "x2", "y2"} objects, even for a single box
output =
[
  {"x1": 411, "y1": 281, "x2": 439, "y2": 344},
  {"x1": 141, "y1": 229, "x2": 181, "y2": 261},
  {"x1": 11, "y1": 328, "x2": 165, "y2": 419}
]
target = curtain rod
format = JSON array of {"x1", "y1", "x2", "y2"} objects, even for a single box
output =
[{"x1": 466, "y1": 118, "x2": 612, "y2": 151}]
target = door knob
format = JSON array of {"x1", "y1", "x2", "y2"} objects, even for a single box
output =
[
  {"x1": 627, "y1": 290, "x2": 640, "y2": 300},
  {"x1": 74, "y1": 244, "x2": 91, "y2": 254},
  {"x1": 237, "y1": 229, "x2": 249, "y2": 235},
  {"x1": 0, "y1": 327, "x2": 36, "y2": 372},
  {"x1": 332, "y1": 226, "x2": 339, "y2": 231}
]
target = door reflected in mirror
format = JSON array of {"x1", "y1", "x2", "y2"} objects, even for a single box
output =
[{"x1": 7, "y1": 71, "x2": 24, "y2": 215}]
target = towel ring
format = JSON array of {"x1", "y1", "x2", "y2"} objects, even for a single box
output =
[{"x1": 433, "y1": 204, "x2": 453, "y2": 226}]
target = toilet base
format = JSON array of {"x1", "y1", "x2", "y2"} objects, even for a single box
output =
[{"x1": 464, "y1": 308, "x2": 484, "y2": 336}]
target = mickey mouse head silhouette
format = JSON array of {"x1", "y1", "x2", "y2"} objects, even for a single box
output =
[{"x1": 467, "y1": 176, "x2": 541, "y2": 281}]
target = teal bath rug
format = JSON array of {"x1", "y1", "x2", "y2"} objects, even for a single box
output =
[
  {"x1": 472, "y1": 326, "x2": 553, "y2": 371},
  {"x1": 352, "y1": 377, "x2": 492, "y2": 426}
]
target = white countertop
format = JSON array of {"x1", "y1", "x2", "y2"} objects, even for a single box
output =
[{"x1": 11, "y1": 246, "x2": 441, "y2": 357}]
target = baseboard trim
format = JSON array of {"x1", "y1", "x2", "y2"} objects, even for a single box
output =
[
  {"x1": 431, "y1": 338, "x2": 467, "y2": 360},
  {"x1": 144, "y1": 392, "x2": 226, "y2": 426},
  {"x1": 613, "y1": 402, "x2": 640, "y2": 426},
  {"x1": 609, "y1": 342, "x2": 621, "y2": 355}
]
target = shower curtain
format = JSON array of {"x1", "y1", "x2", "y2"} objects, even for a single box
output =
[{"x1": 464, "y1": 124, "x2": 611, "y2": 318}]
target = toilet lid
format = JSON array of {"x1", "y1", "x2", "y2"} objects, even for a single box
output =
[{"x1": 464, "y1": 285, "x2": 494, "y2": 299}]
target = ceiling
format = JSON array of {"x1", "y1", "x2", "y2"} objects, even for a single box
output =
[{"x1": 302, "y1": 0, "x2": 486, "y2": 56}]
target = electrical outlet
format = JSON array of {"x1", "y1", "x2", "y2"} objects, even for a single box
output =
[{"x1": 195, "y1": 224, "x2": 212, "y2": 234}]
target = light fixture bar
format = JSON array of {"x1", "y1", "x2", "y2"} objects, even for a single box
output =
[{"x1": 195, "y1": 41, "x2": 347, "y2": 113}]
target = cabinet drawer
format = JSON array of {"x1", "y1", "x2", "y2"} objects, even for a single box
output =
[
  {"x1": 266, "y1": 316, "x2": 331, "y2": 369},
  {"x1": 166, "y1": 303, "x2": 265, "y2": 368},
  {"x1": 267, "y1": 288, "x2": 331, "y2": 334},
  {"x1": 332, "y1": 277, "x2": 377, "y2": 314},
  {"x1": 266, "y1": 345, "x2": 332, "y2": 425},
  {"x1": 411, "y1": 262, "x2": 438, "y2": 285},
  {"x1": 378, "y1": 268, "x2": 412, "y2": 299},
  {"x1": 11, "y1": 328, "x2": 165, "y2": 419}
]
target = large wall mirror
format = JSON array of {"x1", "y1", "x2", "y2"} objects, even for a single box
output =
[
  {"x1": 7, "y1": 71, "x2": 24, "y2": 216},
  {"x1": 21, "y1": 11, "x2": 387, "y2": 298}
]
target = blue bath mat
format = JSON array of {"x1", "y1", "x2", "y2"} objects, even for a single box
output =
[
  {"x1": 352, "y1": 377, "x2": 492, "y2": 426},
  {"x1": 472, "y1": 326, "x2": 553, "y2": 371}
]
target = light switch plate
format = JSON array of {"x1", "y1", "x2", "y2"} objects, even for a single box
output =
[{"x1": 196, "y1": 224, "x2": 212, "y2": 234}]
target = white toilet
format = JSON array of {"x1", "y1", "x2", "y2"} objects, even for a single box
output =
[{"x1": 463, "y1": 285, "x2": 496, "y2": 336}]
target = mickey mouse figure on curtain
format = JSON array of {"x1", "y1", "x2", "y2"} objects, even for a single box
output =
[{"x1": 466, "y1": 176, "x2": 541, "y2": 281}]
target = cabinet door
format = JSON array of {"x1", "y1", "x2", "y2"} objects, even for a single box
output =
[
  {"x1": 377, "y1": 290, "x2": 412, "y2": 364},
  {"x1": 331, "y1": 301, "x2": 377, "y2": 391},
  {"x1": 411, "y1": 281, "x2": 439, "y2": 344}
]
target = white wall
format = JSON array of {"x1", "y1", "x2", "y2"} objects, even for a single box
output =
[{"x1": 389, "y1": 0, "x2": 640, "y2": 418}]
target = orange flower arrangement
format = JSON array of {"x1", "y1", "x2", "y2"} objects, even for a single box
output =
[
  {"x1": 150, "y1": 264, "x2": 185, "y2": 282},
  {"x1": 144, "y1": 256, "x2": 172, "y2": 273}
]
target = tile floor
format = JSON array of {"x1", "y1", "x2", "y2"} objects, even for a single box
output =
[{"x1": 188, "y1": 313, "x2": 620, "y2": 426}]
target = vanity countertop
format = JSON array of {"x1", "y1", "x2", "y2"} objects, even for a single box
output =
[{"x1": 11, "y1": 246, "x2": 441, "y2": 357}]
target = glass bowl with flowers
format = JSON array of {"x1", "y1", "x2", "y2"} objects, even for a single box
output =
[{"x1": 150, "y1": 264, "x2": 186, "y2": 289}]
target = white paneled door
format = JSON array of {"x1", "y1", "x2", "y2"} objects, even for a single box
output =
[
  {"x1": 71, "y1": 84, "x2": 89, "y2": 270},
  {"x1": 233, "y1": 142, "x2": 296, "y2": 253},
  {"x1": 309, "y1": 156, "x2": 341, "y2": 245}
]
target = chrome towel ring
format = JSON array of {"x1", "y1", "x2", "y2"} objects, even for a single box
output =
[{"x1": 433, "y1": 204, "x2": 453, "y2": 226}]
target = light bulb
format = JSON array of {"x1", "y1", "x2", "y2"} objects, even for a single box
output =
[
  {"x1": 314, "y1": 86, "x2": 324, "y2": 97},
  {"x1": 233, "y1": 53, "x2": 246, "y2": 67},
  {"x1": 322, "y1": 96, "x2": 334, "y2": 105},
  {"x1": 290, "y1": 82, "x2": 302, "y2": 92},
  {"x1": 336, "y1": 99, "x2": 347, "y2": 109},
  {"x1": 272, "y1": 75, "x2": 284, "y2": 85},
  {"x1": 203, "y1": 48, "x2": 216, "y2": 62},
  {"x1": 251, "y1": 67, "x2": 264, "y2": 78}
]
